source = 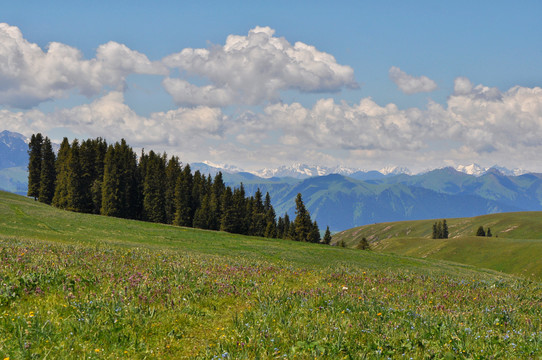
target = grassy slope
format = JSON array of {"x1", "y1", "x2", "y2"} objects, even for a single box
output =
[
  {"x1": 2, "y1": 191, "x2": 542, "y2": 359},
  {"x1": 333, "y1": 212, "x2": 542, "y2": 279}
]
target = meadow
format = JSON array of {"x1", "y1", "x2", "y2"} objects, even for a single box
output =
[
  {"x1": 2, "y1": 191, "x2": 542, "y2": 358},
  {"x1": 333, "y1": 212, "x2": 542, "y2": 280}
]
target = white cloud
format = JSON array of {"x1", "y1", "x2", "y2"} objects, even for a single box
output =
[
  {"x1": 389, "y1": 66, "x2": 437, "y2": 94},
  {"x1": 0, "y1": 23, "x2": 167, "y2": 108},
  {"x1": 0, "y1": 92, "x2": 226, "y2": 151},
  {"x1": 162, "y1": 26, "x2": 358, "y2": 106}
]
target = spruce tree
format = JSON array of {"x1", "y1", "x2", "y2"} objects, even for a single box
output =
[
  {"x1": 165, "y1": 156, "x2": 181, "y2": 224},
  {"x1": 27, "y1": 133, "x2": 44, "y2": 200},
  {"x1": 142, "y1": 151, "x2": 166, "y2": 223},
  {"x1": 173, "y1": 164, "x2": 194, "y2": 227},
  {"x1": 442, "y1": 219, "x2": 449, "y2": 239},
  {"x1": 486, "y1": 227, "x2": 492, "y2": 237},
  {"x1": 66, "y1": 139, "x2": 85, "y2": 212},
  {"x1": 476, "y1": 226, "x2": 486, "y2": 237},
  {"x1": 293, "y1": 193, "x2": 312, "y2": 242},
  {"x1": 38, "y1": 137, "x2": 56, "y2": 204},
  {"x1": 309, "y1": 220, "x2": 321, "y2": 243},
  {"x1": 323, "y1": 226, "x2": 332, "y2": 245},
  {"x1": 52, "y1": 138, "x2": 71, "y2": 209}
]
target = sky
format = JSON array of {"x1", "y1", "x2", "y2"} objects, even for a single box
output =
[{"x1": 1, "y1": 1, "x2": 542, "y2": 173}]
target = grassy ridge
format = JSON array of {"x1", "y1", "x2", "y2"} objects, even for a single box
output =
[
  {"x1": 333, "y1": 212, "x2": 542, "y2": 279},
  {"x1": 2, "y1": 191, "x2": 542, "y2": 358}
]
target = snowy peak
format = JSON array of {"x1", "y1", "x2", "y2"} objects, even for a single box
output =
[
  {"x1": 455, "y1": 163, "x2": 527, "y2": 177},
  {"x1": 456, "y1": 163, "x2": 486, "y2": 176},
  {"x1": 379, "y1": 166, "x2": 411, "y2": 176}
]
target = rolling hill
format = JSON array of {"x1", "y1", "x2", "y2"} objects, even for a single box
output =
[{"x1": 333, "y1": 211, "x2": 542, "y2": 279}]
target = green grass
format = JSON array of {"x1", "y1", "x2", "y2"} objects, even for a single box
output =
[
  {"x1": 2, "y1": 191, "x2": 542, "y2": 358},
  {"x1": 333, "y1": 212, "x2": 542, "y2": 280}
]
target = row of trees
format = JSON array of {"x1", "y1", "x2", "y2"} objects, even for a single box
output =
[
  {"x1": 432, "y1": 219, "x2": 449, "y2": 239},
  {"x1": 28, "y1": 134, "x2": 327, "y2": 243}
]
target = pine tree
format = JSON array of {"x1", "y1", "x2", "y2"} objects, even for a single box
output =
[
  {"x1": 38, "y1": 137, "x2": 56, "y2": 204},
  {"x1": 250, "y1": 189, "x2": 266, "y2": 236},
  {"x1": 432, "y1": 222, "x2": 438, "y2": 239},
  {"x1": 442, "y1": 219, "x2": 449, "y2": 239},
  {"x1": 309, "y1": 220, "x2": 321, "y2": 243},
  {"x1": 323, "y1": 226, "x2": 332, "y2": 245},
  {"x1": 356, "y1": 237, "x2": 370, "y2": 250},
  {"x1": 486, "y1": 227, "x2": 492, "y2": 237},
  {"x1": 173, "y1": 164, "x2": 193, "y2": 227},
  {"x1": 66, "y1": 139, "x2": 85, "y2": 212},
  {"x1": 27, "y1": 133, "x2": 44, "y2": 200},
  {"x1": 219, "y1": 187, "x2": 236, "y2": 233},
  {"x1": 476, "y1": 226, "x2": 486, "y2": 237},
  {"x1": 165, "y1": 156, "x2": 181, "y2": 224},
  {"x1": 142, "y1": 151, "x2": 166, "y2": 223},
  {"x1": 52, "y1": 138, "x2": 71, "y2": 209},
  {"x1": 276, "y1": 216, "x2": 285, "y2": 239},
  {"x1": 293, "y1": 193, "x2": 312, "y2": 242}
]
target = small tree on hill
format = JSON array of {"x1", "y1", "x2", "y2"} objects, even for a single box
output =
[
  {"x1": 476, "y1": 226, "x2": 486, "y2": 237},
  {"x1": 322, "y1": 226, "x2": 332, "y2": 245},
  {"x1": 486, "y1": 227, "x2": 492, "y2": 237},
  {"x1": 356, "y1": 237, "x2": 370, "y2": 250}
]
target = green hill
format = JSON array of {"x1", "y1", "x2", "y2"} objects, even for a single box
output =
[
  {"x1": 333, "y1": 212, "x2": 542, "y2": 279},
  {"x1": 2, "y1": 191, "x2": 542, "y2": 358}
]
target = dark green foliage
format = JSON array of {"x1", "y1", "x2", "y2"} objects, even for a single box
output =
[
  {"x1": 432, "y1": 219, "x2": 449, "y2": 239},
  {"x1": 52, "y1": 138, "x2": 71, "y2": 209},
  {"x1": 165, "y1": 156, "x2": 181, "y2": 224},
  {"x1": 142, "y1": 151, "x2": 166, "y2": 223},
  {"x1": 38, "y1": 137, "x2": 56, "y2": 204},
  {"x1": 356, "y1": 237, "x2": 370, "y2": 250},
  {"x1": 27, "y1": 133, "x2": 320, "y2": 242},
  {"x1": 173, "y1": 165, "x2": 193, "y2": 227},
  {"x1": 65, "y1": 139, "x2": 85, "y2": 212},
  {"x1": 476, "y1": 226, "x2": 486, "y2": 237},
  {"x1": 27, "y1": 133, "x2": 43, "y2": 199},
  {"x1": 487, "y1": 227, "x2": 492, "y2": 237},
  {"x1": 323, "y1": 226, "x2": 332, "y2": 245},
  {"x1": 293, "y1": 193, "x2": 313, "y2": 242}
]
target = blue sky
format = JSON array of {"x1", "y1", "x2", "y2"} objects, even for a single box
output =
[{"x1": 1, "y1": 1, "x2": 542, "y2": 173}]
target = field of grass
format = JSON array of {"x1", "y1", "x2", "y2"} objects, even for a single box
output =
[
  {"x1": 333, "y1": 212, "x2": 542, "y2": 280},
  {"x1": 2, "y1": 191, "x2": 542, "y2": 358}
]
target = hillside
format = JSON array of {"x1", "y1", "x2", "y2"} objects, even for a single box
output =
[
  {"x1": 2, "y1": 191, "x2": 542, "y2": 358},
  {"x1": 333, "y1": 212, "x2": 542, "y2": 279}
]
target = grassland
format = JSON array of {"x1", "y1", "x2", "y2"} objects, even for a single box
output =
[
  {"x1": 2, "y1": 191, "x2": 542, "y2": 358},
  {"x1": 333, "y1": 212, "x2": 542, "y2": 281}
]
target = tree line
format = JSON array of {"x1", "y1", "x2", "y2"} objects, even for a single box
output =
[{"x1": 27, "y1": 134, "x2": 329, "y2": 243}]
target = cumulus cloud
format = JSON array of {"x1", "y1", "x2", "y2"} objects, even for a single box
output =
[
  {"x1": 0, "y1": 92, "x2": 226, "y2": 150},
  {"x1": 389, "y1": 66, "x2": 437, "y2": 94},
  {"x1": 228, "y1": 78, "x2": 542, "y2": 171},
  {"x1": 162, "y1": 26, "x2": 358, "y2": 106},
  {"x1": 0, "y1": 23, "x2": 167, "y2": 108}
]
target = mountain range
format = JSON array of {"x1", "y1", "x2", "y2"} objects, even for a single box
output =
[{"x1": 1, "y1": 130, "x2": 540, "y2": 231}]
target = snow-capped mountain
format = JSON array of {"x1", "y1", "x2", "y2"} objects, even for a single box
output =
[
  {"x1": 0, "y1": 130, "x2": 29, "y2": 169},
  {"x1": 455, "y1": 163, "x2": 527, "y2": 177},
  {"x1": 379, "y1": 166, "x2": 412, "y2": 176}
]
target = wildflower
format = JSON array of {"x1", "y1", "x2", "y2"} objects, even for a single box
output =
[
  {"x1": 377, "y1": 313, "x2": 382, "y2": 316},
  {"x1": 95, "y1": 349, "x2": 100, "y2": 353},
  {"x1": 28, "y1": 312, "x2": 34, "y2": 318},
  {"x1": 342, "y1": 286, "x2": 348, "y2": 291}
]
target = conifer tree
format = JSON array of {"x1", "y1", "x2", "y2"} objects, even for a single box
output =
[
  {"x1": 309, "y1": 220, "x2": 321, "y2": 243},
  {"x1": 52, "y1": 138, "x2": 71, "y2": 209},
  {"x1": 27, "y1": 133, "x2": 44, "y2": 199},
  {"x1": 323, "y1": 226, "x2": 332, "y2": 245},
  {"x1": 219, "y1": 187, "x2": 236, "y2": 233},
  {"x1": 193, "y1": 193, "x2": 211, "y2": 229},
  {"x1": 356, "y1": 237, "x2": 370, "y2": 250},
  {"x1": 476, "y1": 226, "x2": 486, "y2": 237},
  {"x1": 486, "y1": 227, "x2": 492, "y2": 237},
  {"x1": 276, "y1": 216, "x2": 285, "y2": 239},
  {"x1": 165, "y1": 156, "x2": 181, "y2": 224},
  {"x1": 264, "y1": 193, "x2": 277, "y2": 238},
  {"x1": 173, "y1": 164, "x2": 193, "y2": 227},
  {"x1": 293, "y1": 193, "x2": 312, "y2": 242},
  {"x1": 442, "y1": 219, "x2": 449, "y2": 239},
  {"x1": 66, "y1": 139, "x2": 85, "y2": 212},
  {"x1": 142, "y1": 151, "x2": 166, "y2": 223},
  {"x1": 38, "y1": 137, "x2": 56, "y2": 204}
]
